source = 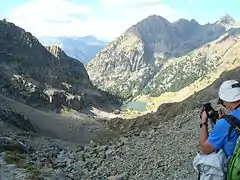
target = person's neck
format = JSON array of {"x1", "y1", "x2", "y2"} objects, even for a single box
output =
[{"x1": 234, "y1": 103, "x2": 240, "y2": 110}]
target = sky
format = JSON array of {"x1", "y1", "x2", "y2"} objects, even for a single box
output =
[{"x1": 1, "y1": 0, "x2": 240, "y2": 41}]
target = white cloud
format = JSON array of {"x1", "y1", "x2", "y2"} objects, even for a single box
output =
[
  {"x1": 7, "y1": 0, "x2": 186, "y2": 40},
  {"x1": 8, "y1": 0, "x2": 92, "y2": 36},
  {"x1": 101, "y1": 0, "x2": 170, "y2": 9}
]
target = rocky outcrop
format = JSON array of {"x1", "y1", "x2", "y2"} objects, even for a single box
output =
[
  {"x1": 2, "y1": 75, "x2": 49, "y2": 108},
  {"x1": 0, "y1": 20, "x2": 120, "y2": 111},
  {"x1": 87, "y1": 15, "x2": 239, "y2": 98},
  {"x1": 49, "y1": 90, "x2": 85, "y2": 111}
]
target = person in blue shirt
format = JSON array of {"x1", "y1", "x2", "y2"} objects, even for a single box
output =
[{"x1": 200, "y1": 80, "x2": 240, "y2": 157}]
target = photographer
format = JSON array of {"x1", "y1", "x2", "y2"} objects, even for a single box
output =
[{"x1": 193, "y1": 80, "x2": 240, "y2": 180}]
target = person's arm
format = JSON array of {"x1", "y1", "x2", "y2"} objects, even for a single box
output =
[{"x1": 200, "y1": 111, "x2": 215, "y2": 153}]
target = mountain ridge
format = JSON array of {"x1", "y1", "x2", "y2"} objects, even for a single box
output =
[
  {"x1": 0, "y1": 19, "x2": 119, "y2": 112},
  {"x1": 87, "y1": 14, "x2": 239, "y2": 98}
]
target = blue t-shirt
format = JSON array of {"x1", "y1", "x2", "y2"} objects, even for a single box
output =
[{"x1": 208, "y1": 110, "x2": 240, "y2": 157}]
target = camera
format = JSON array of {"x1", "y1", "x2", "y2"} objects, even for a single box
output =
[{"x1": 202, "y1": 103, "x2": 219, "y2": 124}]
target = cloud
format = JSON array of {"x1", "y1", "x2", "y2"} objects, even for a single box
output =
[
  {"x1": 7, "y1": 0, "x2": 185, "y2": 40},
  {"x1": 101, "y1": 0, "x2": 164, "y2": 8},
  {"x1": 100, "y1": 0, "x2": 184, "y2": 22}
]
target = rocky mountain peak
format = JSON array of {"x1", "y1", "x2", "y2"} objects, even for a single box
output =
[
  {"x1": 218, "y1": 14, "x2": 235, "y2": 25},
  {"x1": 46, "y1": 45, "x2": 67, "y2": 60},
  {"x1": 190, "y1": 19, "x2": 199, "y2": 24},
  {"x1": 0, "y1": 19, "x2": 41, "y2": 54},
  {"x1": 140, "y1": 15, "x2": 170, "y2": 24},
  {"x1": 174, "y1": 18, "x2": 200, "y2": 26},
  {"x1": 87, "y1": 15, "x2": 233, "y2": 98},
  {"x1": 175, "y1": 18, "x2": 190, "y2": 23},
  {"x1": 130, "y1": 15, "x2": 171, "y2": 37}
]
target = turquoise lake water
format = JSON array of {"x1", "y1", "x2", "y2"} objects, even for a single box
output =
[{"x1": 121, "y1": 101, "x2": 147, "y2": 112}]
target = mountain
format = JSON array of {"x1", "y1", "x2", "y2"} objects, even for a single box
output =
[
  {"x1": 217, "y1": 13, "x2": 236, "y2": 26},
  {"x1": 87, "y1": 15, "x2": 239, "y2": 98},
  {"x1": 91, "y1": 56, "x2": 240, "y2": 180},
  {"x1": 39, "y1": 35, "x2": 108, "y2": 64},
  {"x1": 0, "y1": 19, "x2": 119, "y2": 112},
  {"x1": 1, "y1": 49, "x2": 240, "y2": 180},
  {"x1": 1, "y1": 16, "x2": 240, "y2": 180}
]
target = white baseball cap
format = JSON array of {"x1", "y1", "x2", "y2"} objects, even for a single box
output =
[{"x1": 218, "y1": 80, "x2": 240, "y2": 103}]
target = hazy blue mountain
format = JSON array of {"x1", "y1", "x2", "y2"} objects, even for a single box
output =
[{"x1": 39, "y1": 35, "x2": 108, "y2": 64}]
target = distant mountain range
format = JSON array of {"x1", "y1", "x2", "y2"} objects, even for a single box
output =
[
  {"x1": 39, "y1": 35, "x2": 108, "y2": 64},
  {"x1": 86, "y1": 14, "x2": 240, "y2": 98}
]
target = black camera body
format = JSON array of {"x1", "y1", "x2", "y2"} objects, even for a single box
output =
[{"x1": 202, "y1": 103, "x2": 219, "y2": 124}]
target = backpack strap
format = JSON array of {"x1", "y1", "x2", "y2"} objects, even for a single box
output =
[{"x1": 223, "y1": 115, "x2": 240, "y2": 140}]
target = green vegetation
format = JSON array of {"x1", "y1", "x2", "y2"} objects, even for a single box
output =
[
  {"x1": 143, "y1": 55, "x2": 214, "y2": 96},
  {"x1": 4, "y1": 151, "x2": 42, "y2": 179},
  {"x1": 60, "y1": 105, "x2": 71, "y2": 113},
  {"x1": 93, "y1": 129, "x2": 121, "y2": 144},
  {"x1": 107, "y1": 88, "x2": 133, "y2": 100}
]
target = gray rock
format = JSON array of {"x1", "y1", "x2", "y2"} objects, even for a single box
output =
[
  {"x1": 108, "y1": 173, "x2": 128, "y2": 180},
  {"x1": 105, "y1": 146, "x2": 115, "y2": 157},
  {"x1": 0, "y1": 137, "x2": 29, "y2": 153},
  {"x1": 51, "y1": 171, "x2": 71, "y2": 180},
  {"x1": 52, "y1": 162, "x2": 67, "y2": 169},
  {"x1": 0, "y1": 155, "x2": 30, "y2": 180}
]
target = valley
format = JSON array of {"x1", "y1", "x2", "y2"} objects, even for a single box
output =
[{"x1": 0, "y1": 13, "x2": 240, "y2": 180}]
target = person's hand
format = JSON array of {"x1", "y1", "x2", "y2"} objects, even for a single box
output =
[
  {"x1": 218, "y1": 109, "x2": 226, "y2": 119},
  {"x1": 201, "y1": 110, "x2": 208, "y2": 123}
]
